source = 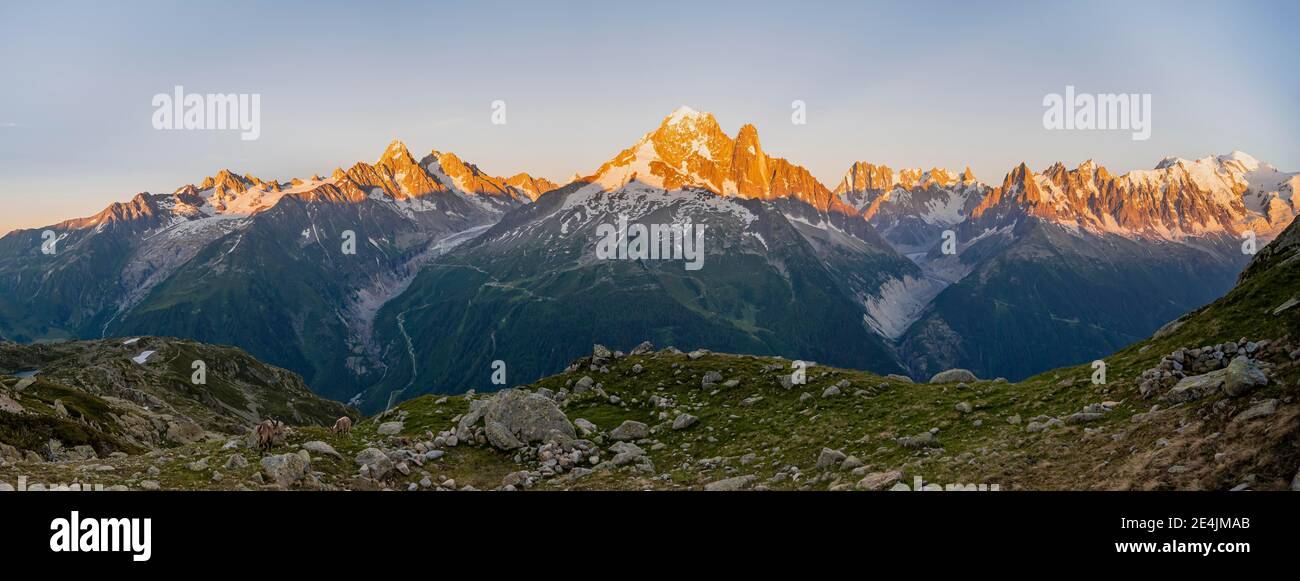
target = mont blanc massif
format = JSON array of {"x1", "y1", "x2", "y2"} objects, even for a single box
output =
[{"x1": 2, "y1": 107, "x2": 1296, "y2": 412}]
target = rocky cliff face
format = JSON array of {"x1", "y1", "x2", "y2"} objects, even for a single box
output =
[{"x1": 588, "y1": 107, "x2": 843, "y2": 212}]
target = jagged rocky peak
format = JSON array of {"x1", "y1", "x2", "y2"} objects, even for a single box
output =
[
  {"x1": 834, "y1": 161, "x2": 896, "y2": 194},
  {"x1": 504, "y1": 173, "x2": 560, "y2": 201},
  {"x1": 834, "y1": 162, "x2": 978, "y2": 194},
  {"x1": 61, "y1": 192, "x2": 163, "y2": 230},
  {"x1": 970, "y1": 152, "x2": 1297, "y2": 240},
  {"x1": 589, "y1": 106, "x2": 838, "y2": 211}
]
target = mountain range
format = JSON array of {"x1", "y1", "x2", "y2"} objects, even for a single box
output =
[{"x1": 1, "y1": 106, "x2": 1295, "y2": 411}]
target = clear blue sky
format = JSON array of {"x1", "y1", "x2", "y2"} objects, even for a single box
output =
[{"x1": 2, "y1": 0, "x2": 1297, "y2": 233}]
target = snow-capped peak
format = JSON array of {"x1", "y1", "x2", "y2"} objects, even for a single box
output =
[
  {"x1": 1219, "y1": 150, "x2": 1261, "y2": 171},
  {"x1": 973, "y1": 153, "x2": 1297, "y2": 240},
  {"x1": 665, "y1": 105, "x2": 703, "y2": 125},
  {"x1": 588, "y1": 107, "x2": 838, "y2": 211}
]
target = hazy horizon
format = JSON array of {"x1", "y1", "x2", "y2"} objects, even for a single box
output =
[{"x1": 2, "y1": 0, "x2": 1297, "y2": 234}]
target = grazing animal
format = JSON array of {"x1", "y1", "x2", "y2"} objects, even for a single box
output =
[
  {"x1": 331, "y1": 416, "x2": 353, "y2": 435},
  {"x1": 255, "y1": 419, "x2": 286, "y2": 452}
]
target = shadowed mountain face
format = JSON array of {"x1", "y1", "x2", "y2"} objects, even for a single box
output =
[
  {"x1": 0, "y1": 144, "x2": 543, "y2": 401},
  {"x1": 0, "y1": 108, "x2": 1294, "y2": 409},
  {"x1": 356, "y1": 180, "x2": 914, "y2": 410},
  {"x1": 833, "y1": 152, "x2": 1294, "y2": 381}
]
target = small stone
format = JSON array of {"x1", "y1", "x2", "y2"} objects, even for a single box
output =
[
  {"x1": 672, "y1": 414, "x2": 699, "y2": 430},
  {"x1": 815, "y1": 448, "x2": 846, "y2": 470},
  {"x1": 1232, "y1": 399, "x2": 1278, "y2": 423},
  {"x1": 856, "y1": 470, "x2": 902, "y2": 491},
  {"x1": 704, "y1": 475, "x2": 755, "y2": 491},
  {"x1": 929, "y1": 369, "x2": 978, "y2": 384},
  {"x1": 609, "y1": 420, "x2": 649, "y2": 441}
]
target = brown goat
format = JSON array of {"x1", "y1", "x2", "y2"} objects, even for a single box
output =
[
  {"x1": 255, "y1": 419, "x2": 286, "y2": 452},
  {"x1": 331, "y1": 416, "x2": 353, "y2": 435}
]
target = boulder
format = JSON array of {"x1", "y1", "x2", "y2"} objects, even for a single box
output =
[
  {"x1": 1232, "y1": 399, "x2": 1278, "y2": 423},
  {"x1": 165, "y1": 420, "x2": 205, "y2": 444},
  {"x1": 1163, "y1": 369, "x2": 1227, "y2": 403},
  {"x1": 224, "y1": 454, "x2": 249, "y2": 470},
  {"x1": 485, "y1": 420, "x2": 525, "y2": 450},
  {"x1": 0, "y1": 392, "x2": 23, "y2": 414},
  {"x1": 355, "y1": 448, "x2": 393, "y2": 480},
  {"x1": 376, "y1": 421, "x2": 404, "y2": 436},
  {"x1": 704, "y1": 475, "x2": 756, "y2": 491},
  {"x1": 482, "y1": 389, "x2": 577, "y2": 448},
  {"x1": 1065, "y1": 412, "x2": 1105, "y2": 424},
  {"x1": 816, "y1": 447, "x2": 846, "y2": 470},
  {"x1": 897, "y1": 432, "x2": 939, "y2": 448},
  {"x1": 574, "y1": 418, "x2": 599, "y2": 436},
  {"x1": 609, "y1": 420, "x2": 649, "y2": 441},
  {"x1": 260, "y1": 452, "x2": 310, "y2": 487},
  {"x1": 671, "y1": 414, "x2": 698, "y2": 430},
  {"x1": 856, "y1": 470, "x2": 902, "y2": 491},
  {"x1": 302, "y1": 441, "x2": 342, "y2": 459},
  {"x1": 1223, "y1": 356, "x2": 1268, "y2": 397},
  {"x1": 630, "y1": 341, "x2": 654, "y2": 355},
  {"x1": 929, "y1": 369, "x2": 978, "y2": 384},
  {"x1": 841, "y1": 455, "x2": 864, "y2": 470},
  {"x1": 701, "y1": 371, "x2": 723, "y2": 387}
]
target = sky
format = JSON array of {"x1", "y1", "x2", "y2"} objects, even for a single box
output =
[{"x1": 1, "y1": 0, "x2": 1297, "y2": 234}]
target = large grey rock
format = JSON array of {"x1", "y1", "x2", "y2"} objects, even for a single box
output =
[
  {"x1": 1232, "y1": 399, "x2": 1278, "y2": 423},
  {"x1": 856, "y1": 470, "x2": 902, "y2": 491},
  {"x1": 705, "y1": 475, "x2": 756, "y2": 491},
  {"x1": 609, "y1": 420, "x2": 649, "y2": 441},
  {"x1": 0, "y1": 392, "x2": 23, "y2": 414},
  {"x1": 897, "y1": 432, "x2": 939, "y2": 448},
  {"x1": 672, "y1": 414, "x2": 698, "y2": 430},
  {"x1": 630, "y1": 341, "x2": 654, "y2": 355},
  {"x1": 701, "y1": 371, "x2": 723, "y2": 387},
  {"x1": 355, "y1": 448, "x2": 393, "y2": 480},
  {"x1": 485, "y1": 420, "x2": 524, "y2": 450},
  {"x1": 816, "y1": 447, "x2": 846, "y2": 470},
  {"x1": 1163, "y1": 369, "x2": 1227, "y2": 403},
  {"x1": 574, "y1": 418, "x2": 599, "y2": 436},
  {"x1": 260, "y1": 452, "x2": 310, "y2": 487},
  {"x1": 456, "y1": 400, "x2": 489, "y2": 440},
  {"x1": 377, "y1": 421, "x2": 404, "y2": 436},
  {"x1": 573, "y1": 376, "x2": 595, "y2": 393},
  {"x1": 302, "y1": 441, "x2": 341, "y2": 459},
  {"x1": 929, "y1": 369, "x2": 978, "y2": 384},
  {"x1": 1065, "y1": 412, "x2": 1105, "y2": 424},
  {"x1": 165, "y1": 420, "x2": 205, "y2": 444},
  {"x1": 482, "y1": 389, "x2": 576, "y2": 449},
  {"x1": 608, "y1": 441, "x2": 645, "y2": 457},
  {"x1": 1224, "y1": 356, "x2": 1268, "y2": 397}
]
